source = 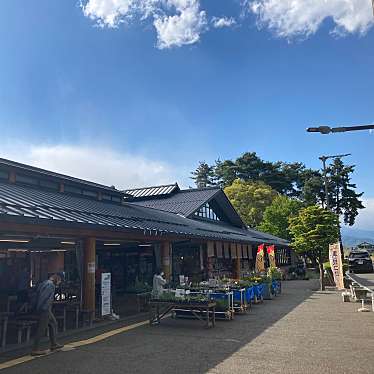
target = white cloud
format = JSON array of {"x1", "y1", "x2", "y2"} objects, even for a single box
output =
[
  {"x1": 353, "y1": 197, "x2": 374, "y2": 231},
  {"x1": 211, "y1": 16, "x2": 236, "y2": 29},
  {"x1": 154, "y1": 0, "x2": 207, "y2": 49},
  {"x1": 249, "y1": 0, "x2": 374, "y2": 38},
  {"x1": 1, "y1": 143, "x2": 180, "y2": 190},
  {"x1": 81, "y1": 0, "x2": 207, "y2": 48}
]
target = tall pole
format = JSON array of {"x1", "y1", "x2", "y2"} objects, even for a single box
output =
[{"x1": 320, "y1": 156, "x2": 330, "y2": 210}]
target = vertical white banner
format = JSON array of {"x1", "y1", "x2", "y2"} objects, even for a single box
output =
[
  {"x1": 329, "y1": 243, "x2": 344, "y2": 290},
  {"x1": 101, "y1": 272, "x2": 111, "y2": 316}
]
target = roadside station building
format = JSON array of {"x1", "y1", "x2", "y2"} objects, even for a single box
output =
[{"x1": 0, "y1": 158, "x2": 292, "y2": 324}]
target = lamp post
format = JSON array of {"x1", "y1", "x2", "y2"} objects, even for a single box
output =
[
  {"x1": 318, "y1": 153, "x2": 351, "y2": 210},
  {"x1": 307, "y1": 124, "x2": 374, "y2": 134}
]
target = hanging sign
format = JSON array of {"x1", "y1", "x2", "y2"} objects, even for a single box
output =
[
  {"x1": 207, "y1": 241, "x2": 215, "y2": 257},
  {"x1": 216, "y1": 242, "x2": 223, "y2": 258},
  {"x1": 329, "y1": 243, "x2": 344, "y2": 290},
  {"x1": 238, "y1": 244, "x2": 243, "y2": 259},
  {"x1": 267, "y1": 245, "x2": 276, "y2": 268},
  {"x1": 243, "y1": 245, "x2": 248, "y2": 259},
  {"x1": 231, "y1": 243, "x2": 237, "y2": 259},
  {"x1": 87, "y1": 262, "x2": 95, "y2": 274},
  {"x1": 101, "y1": 272, "x2": 111, "y2": 316},
  {"x1": 247, "y1": 245, "x2": 253, "y2": 260},
  {"x1": 224, "y1": 242, "x2": 230, "y2": 258},
  {"x1": 255, "y1": 244, "x2": 265, "y2": 273}
]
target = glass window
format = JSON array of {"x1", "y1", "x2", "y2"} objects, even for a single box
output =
[
  {"x1": 111, "y1": 196, "x2": 121, "y2": 203},
  {"x1": 194, "y1": 202, "x2": 221, "y2": 221},
  {"x1": 0, "y1": 170, "x2": 8, "y2": 180},
  {"x1": 102, "y1": 194, "x2": 112, "y2": 201}
]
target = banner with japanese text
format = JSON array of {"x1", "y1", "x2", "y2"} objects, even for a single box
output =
[
  {"x1": 329, "y1": 243, "x2": 344, "y2": 290},
  {"x1": 267, "y1": 245, "x2": 276, "y2": 268},
  {"x1": 255, "y1": 244, "x2": 265, "y2": 273}
]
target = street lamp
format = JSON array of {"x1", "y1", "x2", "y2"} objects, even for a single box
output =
[
  {"x1": 307, "y1": 124, "x2": 374, "y2": 134},
  {"x1": 319, "y1": 153, "x2": 351, "y2": 210}
]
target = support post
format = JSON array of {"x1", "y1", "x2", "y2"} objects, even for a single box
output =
[
  {"x1": 83, "y1": 237, "x2": 96, "y2": 314},
  {"x1": 235, "y1": 257, "x2": 241, "y2": 280},
  {"x1": 161, "y1": 241, "x2": 171, "y2": 281}
]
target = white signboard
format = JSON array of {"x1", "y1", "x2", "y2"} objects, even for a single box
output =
[
  {"x1": 329, "y1": 243, "x2": 344, "y2": 290},
  {"x1": 101, "y1": 272, "x2": 111, "y2": 316}
]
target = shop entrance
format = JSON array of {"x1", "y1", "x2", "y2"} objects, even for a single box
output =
[
  {"x1": 96, "y1": 242, "x2": 155, "y2": 317},
  {"x1": 172, "y1": 243, "x2": 205, "y2": 284}
]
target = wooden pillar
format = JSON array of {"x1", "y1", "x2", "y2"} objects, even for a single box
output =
[
  {"x1": 161, "y1": 241, "x2": 171, "y2": 281},
  {"x1": 83, "y1": 237, "x2": 96, "y2": 313},
  {"x1": 235, "y1": 257, "x2": 241, "y2": 280}
]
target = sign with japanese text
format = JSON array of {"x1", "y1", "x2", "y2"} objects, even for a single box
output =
[
  {"x1": 329, "y1": 243, "x2": 344, "y2": 290},
  {"x1": 101, "y1": 272, "x2": 111, "y2": 316}
]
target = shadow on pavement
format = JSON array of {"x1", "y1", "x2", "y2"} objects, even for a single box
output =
[{"x1": 2, "y1": 280, "x2": 320, "y2": 374}]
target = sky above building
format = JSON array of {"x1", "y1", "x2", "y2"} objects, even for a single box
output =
[{"x1": 0, "y1": 0, "x2": 374, "y2": 229}]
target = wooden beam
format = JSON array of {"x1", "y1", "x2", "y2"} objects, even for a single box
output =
[{"x1": 0, "y1": 220, "x2": 183, "y2": 242}]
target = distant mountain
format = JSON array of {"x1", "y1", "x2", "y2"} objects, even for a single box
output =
[{"x1": 341, "y1": 227, "x2": 374, "y2": 248}]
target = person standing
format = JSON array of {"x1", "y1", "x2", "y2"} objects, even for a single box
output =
[
  {"x1": 152, "y1": 269, "x2": 167, "y2": 298},
  {"x1": 31, "y1": 273, "x2": 64, "y2": 356}
]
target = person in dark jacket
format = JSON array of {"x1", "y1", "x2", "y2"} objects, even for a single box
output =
[{"x1": 31, "y1": 273, "x2": 64, "y2": 356}]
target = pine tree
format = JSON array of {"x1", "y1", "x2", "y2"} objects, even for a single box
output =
[{"x1": 190, "y1": 161, "x2": 215, "y2": 188}]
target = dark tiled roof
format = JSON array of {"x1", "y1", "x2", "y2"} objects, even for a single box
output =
[
  {"x1": 0, "y1": 157, "x2": 124, "y2": 195},
  {"x1": 129, "y1": 186, "x2": 246, "y2": 228},
  {"x1": 0, "y1": 182, "x2": 288, "y2": 246},
  {"x1": 130, "y1": 187, "x2": 221, "y2": 217},
  {"x1": 123, "y1": 183, "x2": 179, "y2": 199}
]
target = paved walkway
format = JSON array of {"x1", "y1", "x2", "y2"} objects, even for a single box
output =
[{"x1": 2, "y1": 280, "x2": 374, "y2": 374}]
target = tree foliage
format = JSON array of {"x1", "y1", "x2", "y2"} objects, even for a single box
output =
[
  {"x1": 224, "y1": 179, "x2": 278, "y2": 228},
  {"x1": 190, "y1": 161, "x2": 215, "y2": 188},
  {"x1": 258, "y1": 195, "x2": 303, "y2": 241},
  {"x1": 191, "y1": 152, "x2": 319, "y2": 199},
  {"x1": 327, "y1": 158, "x2": 364, "y2": 226},
  {"x1": 289, "y1": 205, "x2": 339, "y2": 290}
]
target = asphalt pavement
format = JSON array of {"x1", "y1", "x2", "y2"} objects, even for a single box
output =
[{"x1": 2, "y1": 280, "x2": 374, "y2": 374}]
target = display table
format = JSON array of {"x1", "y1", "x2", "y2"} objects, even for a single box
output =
[
  {"x1": 149, "y1": 300, "x2": 216, "y2": 328},
  {"x1": 231, "y1": 288, "x2": 247, "y2": 314}
]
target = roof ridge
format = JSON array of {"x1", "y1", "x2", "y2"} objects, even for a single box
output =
[
  {"x1": 0, "y1": 157, "x2": 120, "y2": 192},
  {"x1": 179, "y1": 186, "x2": 221, "y2": 193},
  {"x1": 123, "y1": 182, "x2": 178, "y2": 192}
]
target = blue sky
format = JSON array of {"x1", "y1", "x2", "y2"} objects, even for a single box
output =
[{"x1": 1, "y1": 0, "x2": 374, "y2": 229}]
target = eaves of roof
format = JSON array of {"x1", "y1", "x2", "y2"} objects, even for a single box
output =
[{"x1": 0, "y1": 182, "x2": 288, "y2": 246}]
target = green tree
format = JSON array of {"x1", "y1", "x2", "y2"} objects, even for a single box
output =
[
  {"x1": 327, "y1": 158, "x2": 364, "y2": 226},
  {"x1": 212, "y1": 152, "x2": 311, "y2": 197},
  {"x1": 214, "y1": 159, "x2": 238, "y2": 187},
  {"x1": 224, "y1": 179, "x2": 277, "y2": 227},
  {"x1": 289, "y1": 205, "x2": 339, "y2": 291},
  {"x1": 258, "y1": 195, "x2": 303, "y2": 241},
  {"x1": 191, "y1": 161, "x2": 215, "y2": 188},
  {"x1": 299, "y1": 169, "x2": 325, "y2": 206}
]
